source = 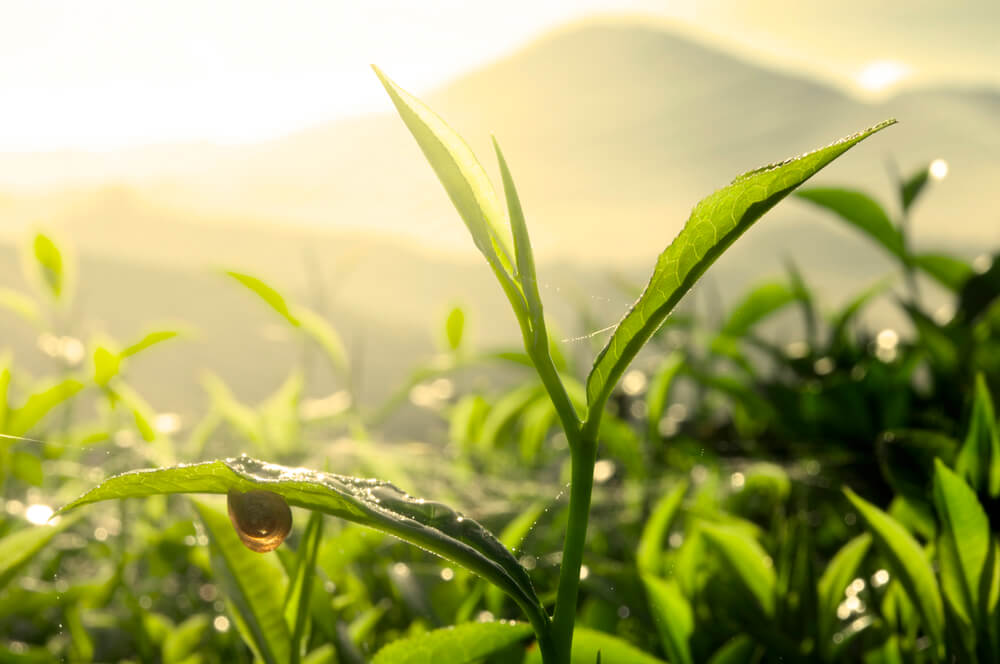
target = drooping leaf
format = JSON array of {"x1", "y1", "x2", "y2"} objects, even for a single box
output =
[
  {"x1": 637, "y1": 481, "x2": 688, "y2": 576},
  {"x1": 816, "y1": 533, "x2": 871, "y2": 658},
  {"x1": 795, "y1": 187, "x2": 903, "y2": 257},
  {"x1": 933, "y1": 459, "x2": 990, "y2": 633},
  {"x1": 372, "y1": 621, "x2": 532, "y2": 664},
  {"x1": 701, "y1": 523, "x2": 777, "y2": 616},
  {"x1": 844, "y1": 488, "x2": 944, "y2": 647},
  {"x1": 60, "y1": 456, "x2": 546, "y2": 628},
  {"x1": 587, "y1": 120, "x2": 894, "y2": 413},
  {"x1": 373, "y1": 67, "x2": 526, "y2": 324},
  {"x1": 642, "y1": 574, "x2": 694, "y2": 664},
  {"x1": 193, "y1": 501, "x2": 292, "y2": 664}
]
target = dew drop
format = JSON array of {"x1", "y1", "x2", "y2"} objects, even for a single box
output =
[{"x1": 226, "y1": 488, "x2": 292, "y2": 553}]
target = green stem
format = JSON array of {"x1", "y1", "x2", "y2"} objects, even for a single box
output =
[{"x1": 551, "y1": 434, "x2": 597, "y2": 662}]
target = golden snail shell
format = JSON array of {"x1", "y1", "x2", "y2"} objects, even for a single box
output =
[{"x1": 226, "y1": 488, "x2": 292, "y2": 553}]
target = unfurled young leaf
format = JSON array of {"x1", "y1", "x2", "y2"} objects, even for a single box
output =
[{"x1": 587, "y1": 120, "x2": 894, "y2": 415}]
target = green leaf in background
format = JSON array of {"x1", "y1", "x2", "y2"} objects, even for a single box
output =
[
  {"x1": 701, "y1": 523, "x2": 777, "y2": 616},
  {"x1": 32, "y1": 232, "x2": 65, "y2": 298},
  {"x1": 524, "y1": 627, "x2": 666, "y2": 664},
  {"x1": 955, "y1": 374, "x2": 1000, "y2": 497},
  {"x1": 294, "y1": 307, "x2": 350, "y2": 377},
  {"x1": 372, "y1": 621, "x2": 532, "y2": 664},
  {"x1": 60, "y1": 455, "x2": 547, "y2": 632},
  {"x1": 12, "y1": 449, "x2": 44, "y2": 485},
  {"x1": 717, "y1": 281, "x2": 799, "y2": 340},
  {"x1": 900, "y1": 163, "x2": 931, "y2": 213},
  {"x1": 193, "y1": 500, "x2": 292, "y2": 664},
  {"x1": 93, "y1": 346, "x2": 121, "y2": 387},
  {"x1": 445, "y1": 306, "x2": 465, "y2": 351},
  {"x1": 110, "y1": 381, "x2": 158, "y2": 443},
  {"x1": 486, "y1": 502, "x2": 546, "y2": 614},
  {"x1": 373, "y1": 66, "x2": 526, "y2": 324},
  {"x1": 121, "y1": 330, "x2": 181, "y2": 358},
  {"x1": 645, "y1": 353, "x2": 684, "y2": 443},
  {"x1": 284, "y1": 510, "x2": 324, "y2": 664},
  {"x1": 162, "y1": 614, "x2": 211, "y2": 664},
  {"x1": 828, "y1": 278, "x2": 891, "y2": 347},
  {"x1": 642, "y1": 574, "x2": 694, "y2": 664},
  {"x1": 636, "y1": 481, "x2": 688, "y2": 576},
  {"x1": 932, "y1": 459, "x2": 989, "y2": 634},
  {"x1": 0, "y1": 288, "x2": 42, "y2": 326},
  {"x1": 816, "y1": 533, "x2": 871, "y2": 659},
  {"x1": 586, "y1": 120, "x2": 894, "y2": 413},
  {"x1": 0, "y1": 359, "x2": 9, "y2": 433},
  {"x1": 227, "y1": 271, "x2": 300, "y2": 326},
  {"x1": 6, "y1": 377, "x2": 84, "y2": 436},
  {"x1": 844, "y1": 488, "x2": 944, "y2": 648},
  {"x1": 913, "y1": 253, "x2": 974, "y2": 292},
  {"x1": 706, "y1": 635, "x2": 756, "y2": 664},
  {"x1": 796, "y1": 188, "x2": 904, "y2": 257},
  {"x1": 0, "y1": 517, "x2": 74, "y2": 591}
]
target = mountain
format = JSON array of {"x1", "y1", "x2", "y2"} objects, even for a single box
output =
[{"x1": 0, "y1": 18, "x2": 995, "y2": 420}]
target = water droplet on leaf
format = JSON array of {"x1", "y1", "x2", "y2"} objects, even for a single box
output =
[{"x1": 226, "y1": 488, "x2": 292, "y2": 553}]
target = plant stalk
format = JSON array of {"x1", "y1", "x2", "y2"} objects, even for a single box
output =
[{"x1": 550, "y1": 434, "x2": 597, "y2": 663}]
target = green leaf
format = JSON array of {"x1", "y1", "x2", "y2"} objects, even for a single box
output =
[
  {"x1": 93, "y1": 346, "x2": 121, "y2": 387},
  {"x1": 11, "y1": 450, "x2": 44, "y2": 486},
  {"x1": 706, "y1": 636, "x2": 756, "y2": 664},
  {"x1": 6, "y1": 377, "x2": 84, "y2": 436},
  {"x1": 162, "y1": 614, "x2": 210, "y2": 664},
  {"x1": 844, "y1": 488, "x2": 945, "y2": 646},
  {"x1": 372, "y1": 621, "x2": 532, "y2": 664},
  {"x1": 60, "y1": 456, "x2": 546, "y2": 629},
  {"x1": 913, "y1": 253, "x2": 973, "y2": 292},
  {"x1": 33, "y1": 233, "x2": 65, "y2": 298},
  {"x1": 110, "y1": 381, "x2": 158, "y2": 442},
  {"x1": 646, "y1": 353, "x2": 684, "y2": 443},
  {"x1": 701, "y1": 523, "x2": 777, "y2": 616},
  {"x1": 955, "y1": 374, "x2": 1000, "y2": 497},
  {"x1": 227, "y1": 271, "x2": 300, "y2": 326},
  {"x1": 494, "y1": 137, "x2": 545, "y2": 335},
  {"x1": 373, "y1": 67, "x2": 525, "y2": 324},
  {"x1": 121, "y1": 330, "x2": 181, "y2": 358},
  {"x1": 796, "y1": 187, "x2": 903, "y2": 257},
  {"x1": 642, "y1": 574, "x2": 693, "y2": 664},
  {"x1": 636, "y1": 481, "x2": 688, "y2": 576},
  {"x1": 0, "y1": 518, "x2": 73, "y2": 591},
  {"x1": 284, "y1": 511, "x2": 324, "y2": 664},
  {"x1": 718, "y1": 281, "x2": 799, "y2": 339},
  {"x1": 294, "y1": 307, "x2": 349, "y2": 377},
  {"x1": 586, "y1": 120, "x2": 894, "y2": 412},
  {"x1": 193, "y1": 500, "x2": 292, "y2": 664},
  {"x1": 445, "y1": 306, "x2": 465, "y2": 351},
  {"x1": 816, "y1": 533, "x2": 871, "y2": 658},
  {"x1": 0, "y1": 288, "x2": 41, "y2": 326},
  {"x1": 524, "y1": 627, "x2": 666, "y2": 664},
  {"x1": 900, "y1": 164, "x2": 931, "y2": 213},
  {"x1": 485, "y1": 502, "x2": 546, "y2": 614},
  {"x1": 829, "y1": 278, "x2": 890, "y2": 347},
  {"x1": 932, "y1": 459, "x2": 990, "y2": 632}
]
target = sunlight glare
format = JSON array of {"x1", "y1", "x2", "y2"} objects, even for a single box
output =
[
  {"x1": 929, "y1": 159, "x2": 949, "y2": 180},
  {"x1": 856, "y1": 60, "x2": 911, "y2": 93}
]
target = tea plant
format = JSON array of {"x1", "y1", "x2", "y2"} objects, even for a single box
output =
[{"x1": 50, "y1": 68, "x2": 899, "y2": 664}]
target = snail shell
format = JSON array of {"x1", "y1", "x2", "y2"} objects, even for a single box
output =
[{"x1": 226, "y1": 488, "x2": 292, "y2": 553}]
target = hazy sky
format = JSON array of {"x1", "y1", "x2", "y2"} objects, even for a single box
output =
[{"x1": 2, "y1": 0, "x2": 996, "y2": 151}]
